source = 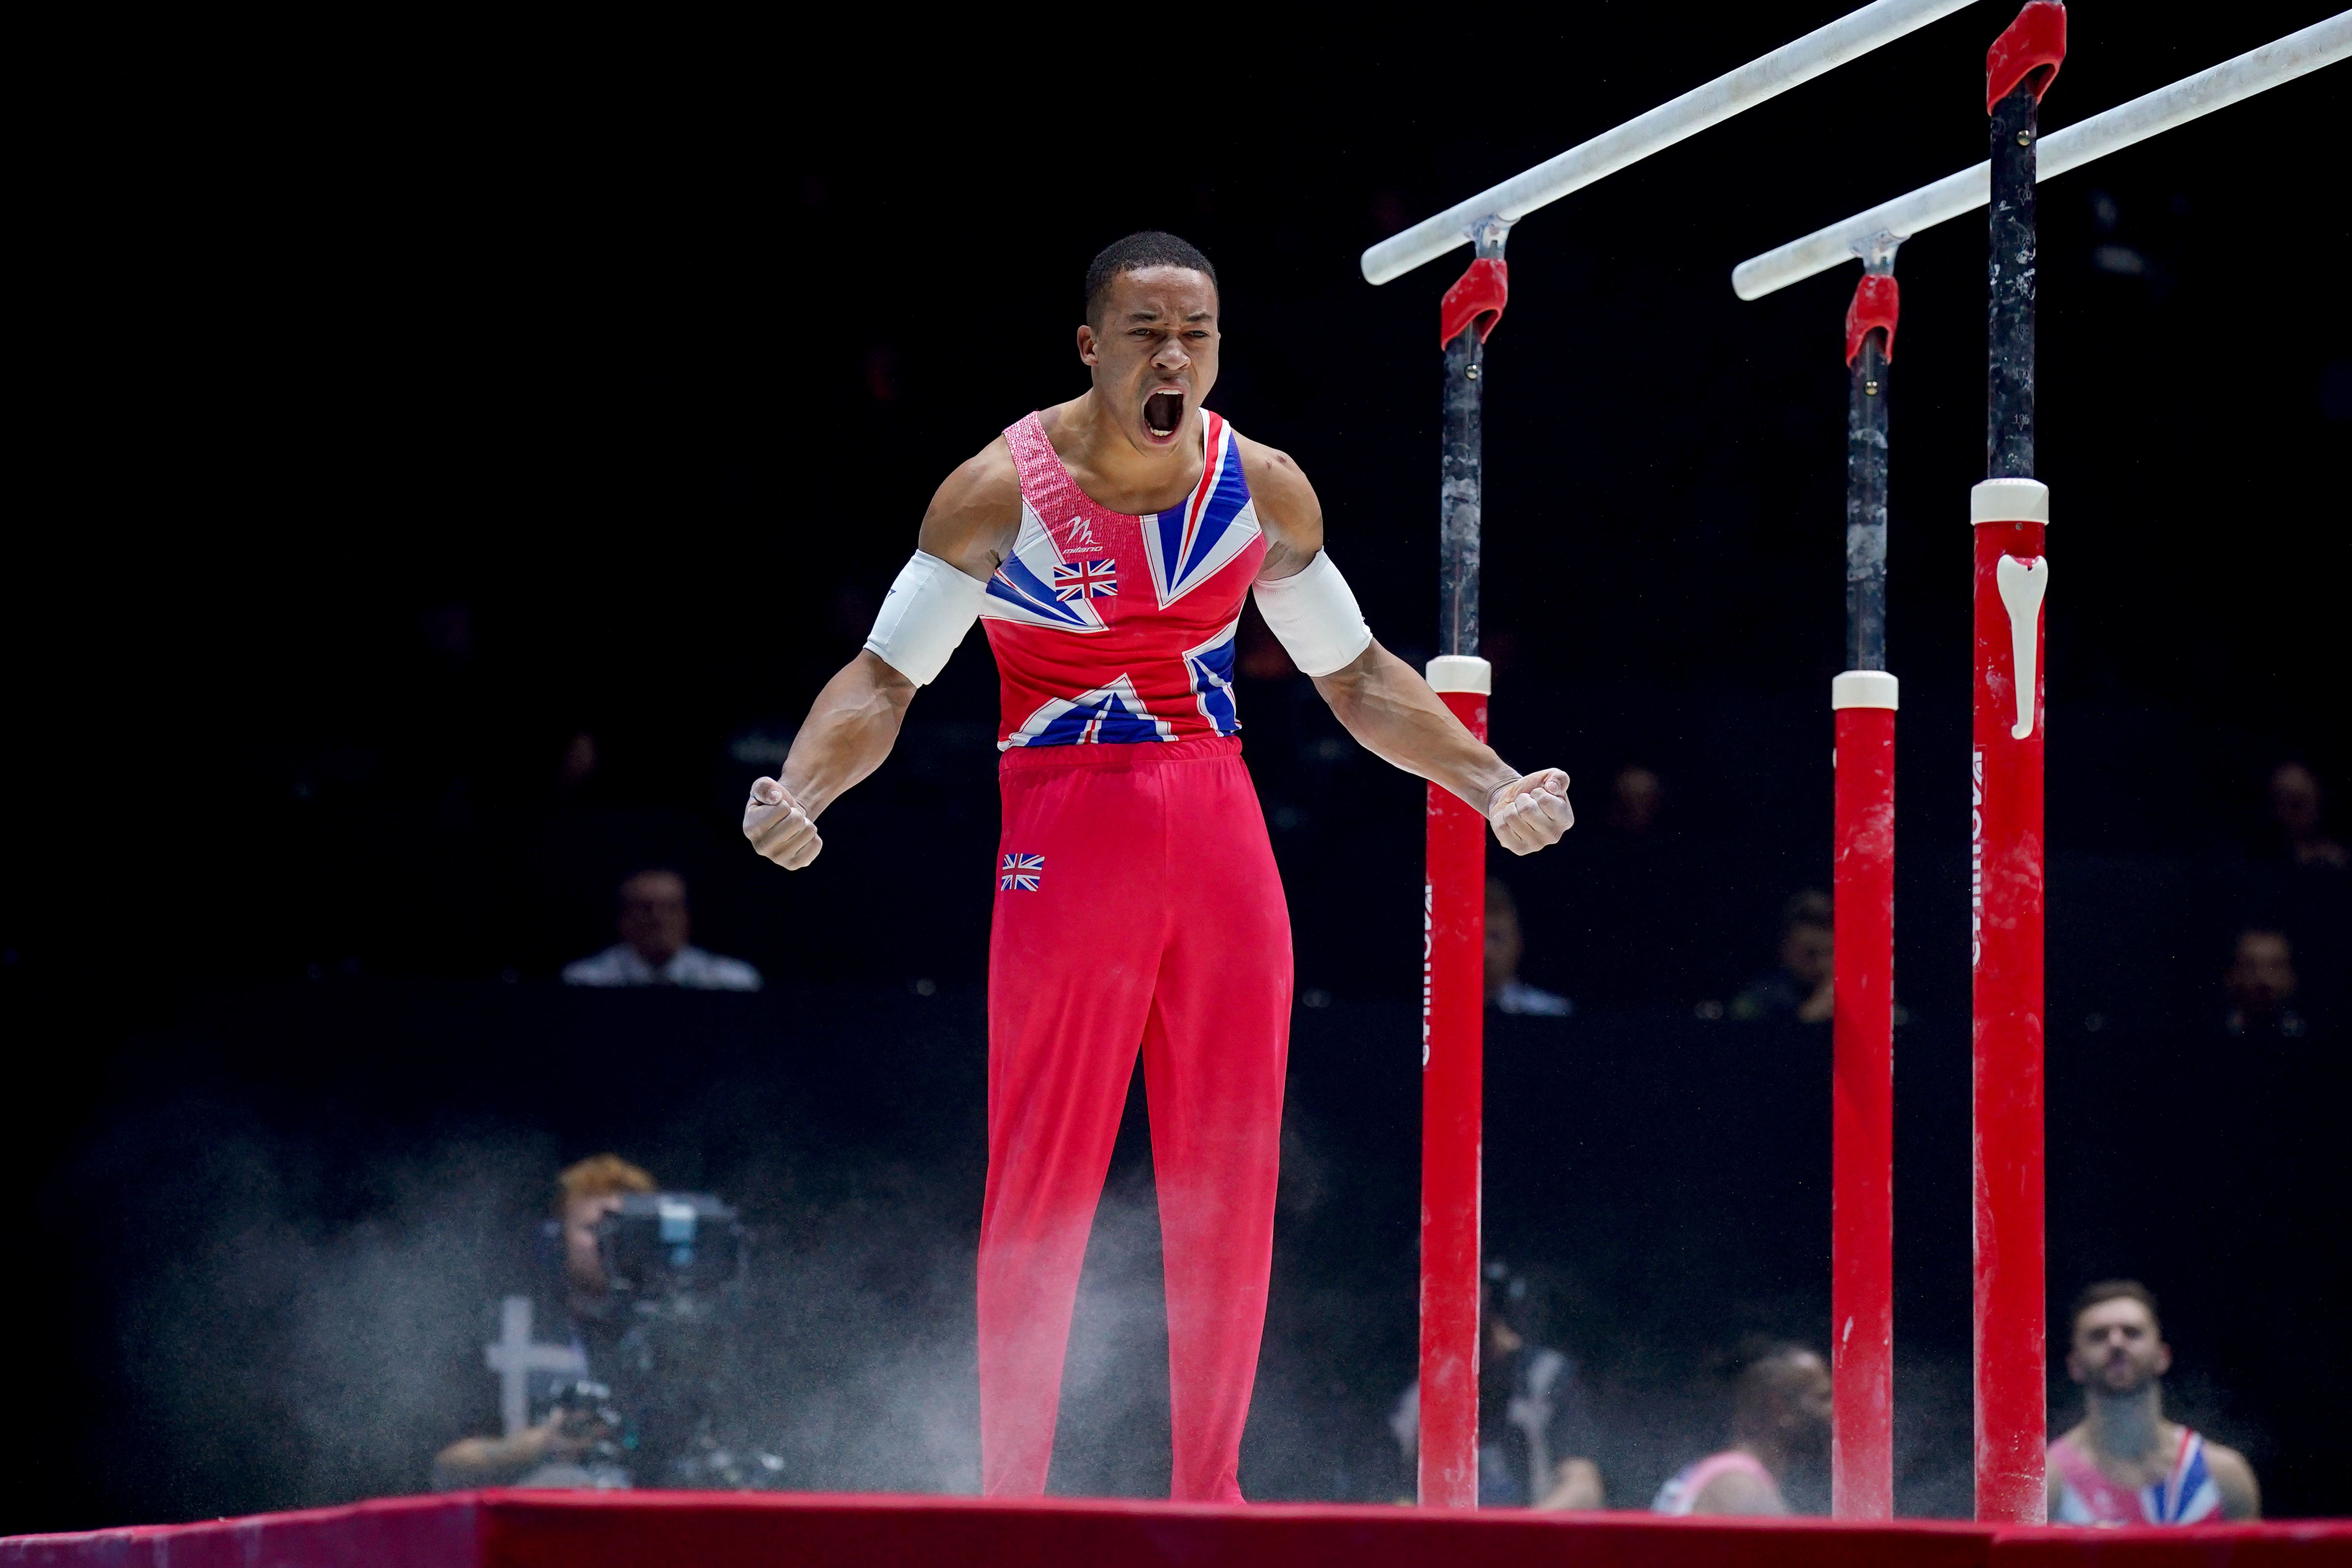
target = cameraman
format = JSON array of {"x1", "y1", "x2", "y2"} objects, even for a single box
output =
[{"x1": 432, "y1": 1155, "x2": 656, "y2": 1489}]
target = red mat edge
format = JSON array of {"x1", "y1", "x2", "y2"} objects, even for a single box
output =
[{"x1": 5, "y1": 1490, "x2": 2346, "y2": 1567}]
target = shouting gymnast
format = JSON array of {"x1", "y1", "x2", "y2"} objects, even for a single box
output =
[{"x1": 744, "y1": 231, "x2": 1574, "y2": 1501}]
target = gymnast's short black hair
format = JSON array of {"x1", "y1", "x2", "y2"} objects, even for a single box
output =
[
  {"x1": 1084, "y1": 231, "x2": 1219, "y2": 325},
  {"x1": 2070, "y1": 1279, "x2": 2161, "y2": 1337}
]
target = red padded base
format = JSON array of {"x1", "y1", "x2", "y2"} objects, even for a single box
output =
[{"x1": 5, "y1": 1491, "x2": 2347, "y2": 1567}]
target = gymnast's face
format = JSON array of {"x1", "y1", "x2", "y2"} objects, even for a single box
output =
[
  {"x1": 1077, "y1": 266, "x2": 1220, "y2": 456},
  {"x1": 2068, "y1": 1297, "x2": 2171, "y2": 1399},
  {"x1": 563, "y1": 1192, "x2": 625, "y2": 1296},
  {"x1": 1771, "y1": 1351, "x2": 1833, "y2": 1455}
]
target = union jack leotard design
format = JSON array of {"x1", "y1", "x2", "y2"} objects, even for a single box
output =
[
  {"x1": 2049, "y1": 1429, "x2": 2225, "y2": 1525},
  {"x1": 982, "y1": 411, "x2": 1263, "y2": 749},
  {"x1": 976, "y1": 407, "x2": 1289, "y2": 1507}
]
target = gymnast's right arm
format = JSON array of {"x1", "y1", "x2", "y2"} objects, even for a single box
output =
[{"x1": 743, "y1": 441, "x2": 1019, "y2": 871}]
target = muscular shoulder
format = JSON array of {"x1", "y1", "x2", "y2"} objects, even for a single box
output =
[
  {"x1": 1233, "y1": 430, "x2": 1323, "y2": 578},
  {"x1": 917, "y1": 437, "x2": 1023, "y2": 580},
  {"x1": 1235, "y1": 430, "x2": 1317, "y2": 529},
  {"x1": 2202, "y1": 1438, "x2": 2261, "y2": 1519}
]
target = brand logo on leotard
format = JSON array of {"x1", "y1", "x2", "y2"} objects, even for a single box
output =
[{"x1": 983, "y1": 504, "x2": 1110, "y2": 632}]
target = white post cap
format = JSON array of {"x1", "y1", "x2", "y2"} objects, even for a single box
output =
[
  {"x1": 1832, "y1": 670, "x2": 1900, "y2": 710},
  {"x1": 1426, "y1": 655, "x2": 1494, "y2": 694},
  {"x1": 1971, "y1": 477, "x2": 2050, "y2": 524}
]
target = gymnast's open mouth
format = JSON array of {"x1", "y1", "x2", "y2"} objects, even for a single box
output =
[{"x1": 1143, "y1": 388, "x2": 1184, "y2": 439}]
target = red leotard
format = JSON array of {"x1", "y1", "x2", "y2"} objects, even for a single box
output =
[{"x1": 975, "y1": 411, "x2": 1289, "y2": 1502}]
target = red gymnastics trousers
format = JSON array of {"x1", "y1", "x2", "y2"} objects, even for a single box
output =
[{"x1": 978, "y1": 733, "x2": 1291, "y2": 1502}]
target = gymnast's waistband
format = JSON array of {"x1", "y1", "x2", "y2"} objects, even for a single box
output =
[{"x1": 997, "y1": 734, "x2": 1243, "y2": 776}]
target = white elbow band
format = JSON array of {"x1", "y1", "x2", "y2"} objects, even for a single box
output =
[
  {"x1": 863, "y1": 551, "x2": 984, "y2": 685},
  {"x1": 1251, "y1": 550, "x2": 1372, "y2": 678}
]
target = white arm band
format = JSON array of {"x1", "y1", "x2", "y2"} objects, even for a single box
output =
[
  {"x1": 863, "y1": 551, "x2": 985, "y2": 685},
  {"x1": 1251, "y1": 550, "x2": 1372, "y2": 678}
]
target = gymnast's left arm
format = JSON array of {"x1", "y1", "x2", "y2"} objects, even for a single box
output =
[{"x1": 1239, "y1": 438, "x2": 1573, "y2": 856}]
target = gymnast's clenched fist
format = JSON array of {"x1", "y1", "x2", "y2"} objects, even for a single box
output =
[
  {"x1": 743, "y1": 777, "x2": 822, "y2": 869},
  {"x1": 1487, "y1": 769, "x2": 1573, "y2": 855}
]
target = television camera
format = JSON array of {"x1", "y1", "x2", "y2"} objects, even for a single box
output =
[{"x1": 574, "y1": 1192, "x2": 783, "y2": 1489}]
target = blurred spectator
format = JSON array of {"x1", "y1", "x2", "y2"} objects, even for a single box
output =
[
  {"x1": 433, "y1": 1155, "x2": 657, "y2": 1489},
  {"x1": 557, "y1": 731, "x2": 599, "y2": 796},
  {"x1": 2270, "y1": 763, "x2": 2347, "y2": 870},
  {"x1": 2221, "y1": 928, "x2": 2304, "y2": 1040},
  {"x1": 1606, "y1": 766, "x2": 1663, "y2": 835},
  {"x1": 2048, "y1": 1280, "x2": 2260, "y2": 1523},
  {"x1": 1653, "y1": 1341, "x2": 1830, "y2": 1515},
  {"x1": 564, "y1": 870, "x2": 761, "y2": 991},
  {"x1": 1487, "y1": 879, "x2": 1571, "y2": 1017},
  {"x1": 1538, "y1": 763, "x2": 1715, "y2": 1007},
  {"x1": 1731, "y1": 891, "x2": 1834, "y2": 1024},
  {"x1": 1390, "y1": 1260, "x2": 1603, "y2": 1508}
]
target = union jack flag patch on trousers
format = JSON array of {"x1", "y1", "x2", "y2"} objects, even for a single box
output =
[{"x1": 999, "y1": 852, "x2": 1044, "y2": 891}]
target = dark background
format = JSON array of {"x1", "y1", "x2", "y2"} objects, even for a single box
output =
[{"x1": 7, "y1": 1, "x2": 2347, "y2": 1534}]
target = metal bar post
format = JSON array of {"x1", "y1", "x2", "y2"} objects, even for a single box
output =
[
  {"x1": 1419, "y1": 216, "x2": 1507, "y2": 1509},
  {"x1": 1973, "y1": 0, "x2": 2061, "y2": 1526},
  {"x1": 1832, "y1": 236, "x2": 1900, "y2": 1521}
]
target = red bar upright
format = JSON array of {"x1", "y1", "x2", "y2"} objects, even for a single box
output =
[
  {"x1": 1971, "y1": 477, "x2": 2048, "y2": 1523},
  {"x1": 1419, "y1": 675, "x2": 1488, "y2": 1508},
  {"x1": 1832, "y1": 253, "x2": 1899, "y2": 1520},
  {"x1": 1831, "y1": 674, "x2": 1897, "y2": 1518}
]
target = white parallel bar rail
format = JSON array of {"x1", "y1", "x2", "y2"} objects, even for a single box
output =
[
  {"x1": 1361, "y1": 0, "x2": 1979, "y2": 286},
  {"x1": 1733, "y1": 12, "x2": 2352, "y2": 299}
]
